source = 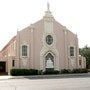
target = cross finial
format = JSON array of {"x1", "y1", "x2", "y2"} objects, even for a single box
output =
[{"x1": 47, "y1": 2, "x2": 50, "y2": 11}]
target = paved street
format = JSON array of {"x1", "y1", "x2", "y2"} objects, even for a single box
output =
[{"x1": 0, "y1": 77, "x2": 90, "y2": 90}]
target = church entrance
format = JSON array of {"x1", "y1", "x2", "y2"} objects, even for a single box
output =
[
  {"x1": 45, "y1": 53, "x2": 54, "y2": 71},
  {"x1": 0, "y1": 62, "x2": 6, "y2": 73}
]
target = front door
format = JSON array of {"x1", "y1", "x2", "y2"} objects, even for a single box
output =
[
  {"x1": 45, "y1": 53, "x2": 54, "y2": 71},
  {"x1": 0, "y1": 62, "x2": 6, "y2": 72}
]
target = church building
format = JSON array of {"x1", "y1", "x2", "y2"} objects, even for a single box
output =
[{"x1": 0, "y1": 3, "x2": 86, "y2": 74}]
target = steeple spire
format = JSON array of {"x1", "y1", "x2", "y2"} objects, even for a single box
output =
[
  {"x1": 47, "y1": 2, "x2": 50, "y2": 11},
  {"x1": 44, "y1": 2, "x2": 53, "y2": 18}
]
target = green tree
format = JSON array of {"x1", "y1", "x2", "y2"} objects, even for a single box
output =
[{"x1": 79, "y1": 45, "x2": 90, "y2": 68}]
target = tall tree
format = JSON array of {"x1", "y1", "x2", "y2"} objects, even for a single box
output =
[{"x1": 79, "y1": 45, "x2": 90, "y2": 68}]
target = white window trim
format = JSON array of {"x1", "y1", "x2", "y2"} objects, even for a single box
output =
[{"x1": 20, "y1": 44, "x2": 29, "y2": 58}]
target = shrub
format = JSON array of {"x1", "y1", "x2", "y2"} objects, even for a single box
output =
[
  {"x1": 81, "y1": 69, "x2": 88, "y2": 73},
  {"x1": 10, "y1": 68, "x2": 88, "y2": 76},
  {"x1": 28, "y1": 69, "x2": 38, "y2": 75},
  {"x1": 72, "y1": 69, "x2": 80, "y2": 73},
  {"x1": 10, "y1": 69, "x2": 39, "y2": 76},
  {"x1": 38, "y1": 70, "x2": 43, "y2": 75},
  {"x1": 71, "y1": 69, "x2": 88, "y2": 73},
  {"x1": 60, "y1": 69, "x2": 88, "y2": 74},
  {"x1": 60, "y1": 69, "x2": 71, "y2": 74},
  {"x1": 72, "y1": 69, "x2": 88, "y2": 73},
  {"x1": 88, "y1": 69, "x2": 90, "y2": 72},
  {"x1": 43, "y1": 70, "x2": 59, "y2": 75}
]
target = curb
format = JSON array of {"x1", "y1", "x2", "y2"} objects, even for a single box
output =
[{"x1": 0, "y1": 73, "x2": 90, "y2": 80}]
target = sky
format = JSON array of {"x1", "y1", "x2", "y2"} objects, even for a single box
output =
[{"x1": 0, "y1": 0, "x2": 90, "y2": 50}]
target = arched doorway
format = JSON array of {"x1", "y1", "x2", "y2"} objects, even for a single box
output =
[{"x1": 45, "y1": 53, "x2": 54, "y2": 71}]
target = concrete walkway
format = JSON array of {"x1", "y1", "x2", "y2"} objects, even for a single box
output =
[
  {"x1": 0, "y1": 73, "x2": 90, "y2": 80},
  {"x1": 0, "y1": 76, "x2": 13, "y2": 80}
]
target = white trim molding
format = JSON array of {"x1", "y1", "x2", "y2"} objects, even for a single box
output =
[
  {"x1": 40, "y1": 15, "x2": 59, "y2": 71},
  {"x1": 40, "y1": 46, "x2": 59, "y2": 71}
]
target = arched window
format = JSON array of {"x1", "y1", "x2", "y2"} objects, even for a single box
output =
[
  {"x1": 79, "y1": 60, "x2": 82, "y2": 66},
  {"x1": 22, "y1": 45, "x2": 28, "y2": 56},
  {"x1": 70, "y1": 46, "x2": 74, "y2": 56},
  {"x1": 45, "y1": 53, "x2": 54, "y2": 61}
]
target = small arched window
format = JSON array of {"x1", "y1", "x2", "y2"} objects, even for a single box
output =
[
  {"x1": 79, "y1": 60, "x2": 82, "y2": 65},
  {"x1": 22, "y1": 45, "x2": 28, "y2": 56},
  {"x1": 70, "y1": 46, "x2": 74, "y2": 56}
]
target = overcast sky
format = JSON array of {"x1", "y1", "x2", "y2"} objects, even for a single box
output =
[{"x1": 0, "y1": 0, "x2": 90, "y2": 50}]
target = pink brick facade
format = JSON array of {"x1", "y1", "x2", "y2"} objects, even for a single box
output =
[{"x1": 0, "y1": 4, "x2": 86, "y2": 74}]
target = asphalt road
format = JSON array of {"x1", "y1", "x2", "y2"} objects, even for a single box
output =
[{"x1": 0, "y1": 77, "x2": 90, "y2": 90}]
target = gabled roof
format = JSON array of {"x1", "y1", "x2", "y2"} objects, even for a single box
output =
[{"x1": 1, "y1": 36, "x2": 16, "y2": 52}]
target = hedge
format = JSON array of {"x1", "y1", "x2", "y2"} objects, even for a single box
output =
[
  {"x1": 71, "y1": 69, "x2": 88, "y2": 73},
  {"x1": 43, "y1": 70, "x2": 59, "y2": 75},
  {"x1": 60, "y1": 69, "x2": 88, "y2": 74},
  {"x1": 60, "y1": 69, "x2": 71, "y2": 74},
  {"x1": 10, "y1": 68, "x2": 88, "y2": 76},
  {"x1": 10, "y1": 69, "x2": 38, "y2": 76}
]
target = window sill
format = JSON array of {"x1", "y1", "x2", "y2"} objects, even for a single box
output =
[
  {"x1": 70, "y1": 56, "x2": 76, "y2": 58},
  {"x1": 21, "y1": 56, "x2": 28, "y2": 58}
]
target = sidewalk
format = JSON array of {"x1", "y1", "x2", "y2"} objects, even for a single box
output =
[
  {"x1": 0, "y1": 73, "x2": 90, "y2": 80},
  {"x1": 0, "y1": 76, "x2": 13, "y2": 80}
]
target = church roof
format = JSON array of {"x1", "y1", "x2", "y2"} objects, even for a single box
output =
[{"x1": 1, "y1": 36, "x2": 16, "y2": 52}]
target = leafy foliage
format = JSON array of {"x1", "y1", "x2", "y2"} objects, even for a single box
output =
[
  {"x1": 79, "y1": 46, "x2": 90, "y2": 68},
  {"x1": 43, "y1": 70, "x2": 59, "y2": 75},
  {"x1": 10, "y1": 69, "x2": 38, "y2": 76},
  {"x1": 60, "y1": 69, "x2": 88, "y2": 74},
  {"x1": 10, "y1": 68, "x2": 88, "y2": 76}
]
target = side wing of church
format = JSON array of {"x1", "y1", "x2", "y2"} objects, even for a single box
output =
[{"x1": 0, "y1": 4, "x2": 86, "y2": 74}]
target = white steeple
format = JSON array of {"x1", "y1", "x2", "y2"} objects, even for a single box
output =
[
  {"x1": 44, "y1": 2, "x2": 53, "y2": 18},
  {"x1": 47, "y1": 2, "x2": 50, "y2": 11}
]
